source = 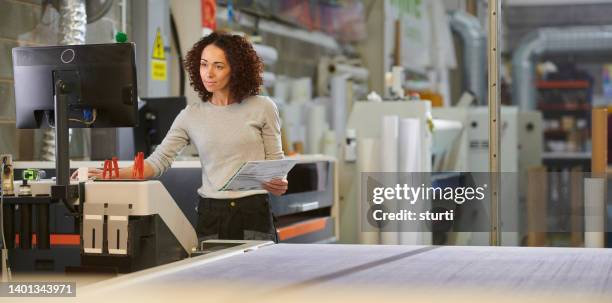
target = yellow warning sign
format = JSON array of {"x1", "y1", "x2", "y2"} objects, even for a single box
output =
[
  {"x1": 151, "y1": 28, "x2": 167, "y2": 81},
  {"x1": 152, "y1": 28, "x2": 165, "y2": 60},
  {"x1": 151, "y1": 60, "x2": 167, "y2": 81}
]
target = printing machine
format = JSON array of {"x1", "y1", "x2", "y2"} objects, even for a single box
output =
[
  {"x1": 2, "y1": 177, "x2": 198, "y2": 274},
  {"x1": 80, "y1": 180, "x2": 198, "y2": 272},
  {"x1": 270, "y1": 156, "x2": 337, "y2": 243},
  {"x1": 3, "y1": 156, "x2": 336, "y2": 274}
]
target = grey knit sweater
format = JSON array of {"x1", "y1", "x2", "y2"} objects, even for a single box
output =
[{"x1": 145, "y1": 95, "x2": 284, "y2": 199}]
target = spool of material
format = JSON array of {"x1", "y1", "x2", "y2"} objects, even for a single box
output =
[
  {"x1": 358, "y1": 138, "x2": 381, "y2": 245},
  {"x1": 398, "y1": 118, "x2": 421, "y2": 172},
  {"x1": 290, "y1": 77, "x2": 312, "y2": 104},
  {"x1": 273, "y1": 77, "x2": 291, "y2": 104},
  {"x1": 592, "y1": 108, "x2": 608, "y2": 176},
  {"x1": 527, "y1": 166, "x2": 547, "y2": 247},
  {"x1": 380, "y1": 116, "x2": 399, "y2": 245},
  {"x1": 381, "y1": 116, "x2": 399, "y2": 172},
  {"x1": 586, "y1": 108, "x2": 607, "y2": 248},
  {"x1": 306, "y1": 104, "x2": 327, "y2": 154},
  {"x1": 280, "y1": 104, "x2": 303, "y2": 126},
  {"x1": 281, "y1": 104, "x2": 305, "y2": 152},
  {"x1": 331, "y1": 74, "x2": 350, "y2": 151},
  {"x1": 398, "y1": 118, "x2": 422, "y2": 245},
  {"x1": 321, "y1": 130, "x2": 337, "y2": 157},
  {"x1": 391, "y1": 66, "x2": 404, "y2": 98},
  {"x1": 584, "y1": 178, "x2": 605, "y2": 248}
]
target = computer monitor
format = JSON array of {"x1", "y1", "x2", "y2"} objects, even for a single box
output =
[
  {"x1": 12, "y1": 43, "x2": 138, "y2": 129},
  {"x1": 11, "y1": 43, "x2": 139, "y2": 207}
]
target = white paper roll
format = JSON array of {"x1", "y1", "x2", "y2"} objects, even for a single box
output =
[
  {"x1": 398, "y1": 118, "x2": 422, "y2": 245},
  {"x1": 584, "y1": 178, "x2": 605, "y2": 248},
  {"x1": 381, "y1": 116, "x2": 399, "y2": 172},
  {"x1": 398, "y1": 118, "x2": 421, "y2": 172},
  {"x1": 391, "y1": 66, "x2": 404, "y2": 98},
  {"x1": 280, "y1": 104, "x2": 303, "y2": 126},
  {"x1": 321, "y1": 130, "x2": 337, "y2": 157},
  {"x1": 290, "y1": 77, "x2": 312, "y2": 104},
  {"x1": 358, "y1": 138, "x2": 381, "y2": 245},
  {"x1": 274, "y1": 77, "x2": 291, "y2": 104},
  {"x1": 306, "y1": 104, "x2": 327, "y2": 154},
  {"x1": 331, "y1": 74, "x2": 350, "y2": 151},
  {"x1": 380, "y1": 115, "x2": 399, "y2": 244}
]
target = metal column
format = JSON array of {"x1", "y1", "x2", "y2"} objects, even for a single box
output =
[{"x1": 488, "y1": 0, "x2": 501, "y2": 246}]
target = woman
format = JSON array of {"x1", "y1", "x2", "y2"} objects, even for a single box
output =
[{"x1": 76, "y1": 32, "x2": 288, "y2": 242}]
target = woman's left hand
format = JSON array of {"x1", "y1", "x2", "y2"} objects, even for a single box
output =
[{"x1": 263, "y1": 178, "x2": 288, "y2": 196}]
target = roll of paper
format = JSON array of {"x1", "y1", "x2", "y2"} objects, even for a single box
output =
[
  {"x1": 381, "y1": 116, "x2": 399, "y2": 172},
  {"x1": 592, "y1": 108, "x2": 607, "y2": 176},
  {"x1": 306, "y1": 104, "x2": 327, "y2": 154},
  {"x1": 398, "y1": 118, "x2": 422, "y2": 245},
  {"x1": 398, "y1": 118, "x2": 421, "y2": 172},
  {"x1": 391, "y1": 66, "x2": 404, "y2": 97},
  {"x1": 358, "y1": 138, "x2": 381, "y2": 245},
  {"x1": 280, "y1": 104, "x2": 303, "y2": 125},
  {"x1": 584, "y1": 178, "x2": 605, "y2": 248},
  {"x1": 280, "y1": 104, "x2": 304, "y2": 151},
  {"x1": 380, "y1": 115, "x2": 399, "y2": 244},
  {"x1": 273, "y1": 77, "x2": 291, "y2": 104},
  {"x1": 331, "y1": 74, "x2": 350, "y2": 151},
  {"x1": 290, "y1": 77, "x2": 312, "y2": 104},
  {"x1": 321, "y1": 130, "x2": 337, "y2": 157}
]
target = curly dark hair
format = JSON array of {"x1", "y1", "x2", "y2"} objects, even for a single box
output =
[{"x1": 184, "y1": 32, "x2": 263, "y2": 103}]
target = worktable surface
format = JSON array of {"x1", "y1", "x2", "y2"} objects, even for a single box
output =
[{"x1": 79, "y1": 243, "x2": 612, "y2": 301}]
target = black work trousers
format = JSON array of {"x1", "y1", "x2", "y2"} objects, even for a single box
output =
[{"x1": 196, "y1": 194, "x2": 278, "y2": 243}]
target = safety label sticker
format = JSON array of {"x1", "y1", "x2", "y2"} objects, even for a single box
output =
[{"x1": 151, "y1": 28, "x2": 167, "y2": 81}]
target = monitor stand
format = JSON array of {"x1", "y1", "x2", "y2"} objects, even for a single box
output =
[{"x1": 51, "y1": 70, "x2": 80, "y2": 214}]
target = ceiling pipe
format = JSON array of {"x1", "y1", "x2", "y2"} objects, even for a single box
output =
[
  {"x1": 512, "y1": 26, "x2": 612, "y2": 110},
  {"x1": 449, "y1": 10, "x2": 488, "y2": 105}
]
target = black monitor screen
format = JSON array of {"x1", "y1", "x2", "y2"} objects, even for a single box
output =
[
  {"x1": 12, "y1": 43, "x2": 138, "y2": 129},
  {"x1": 134, "y1": 96, "x2": 187, "y2": 157}
]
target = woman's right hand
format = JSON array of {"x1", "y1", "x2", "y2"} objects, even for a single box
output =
[{"x1": 70, "y1": 167, "x2": 103, "y2": 181}]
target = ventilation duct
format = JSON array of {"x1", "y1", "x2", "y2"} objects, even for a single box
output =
[
  {"x1": 449, "y1": 10, "x2": 487, "y2": 105},
  {"x1": 60, "y1": 0, "x2": 87, "y2": 45},
  {"x1": 42, "y1": 0, "x2": 88, "y2": 160},
  {"x1": 512, "y1": 26, "x2": 612, "y2": 110}
]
